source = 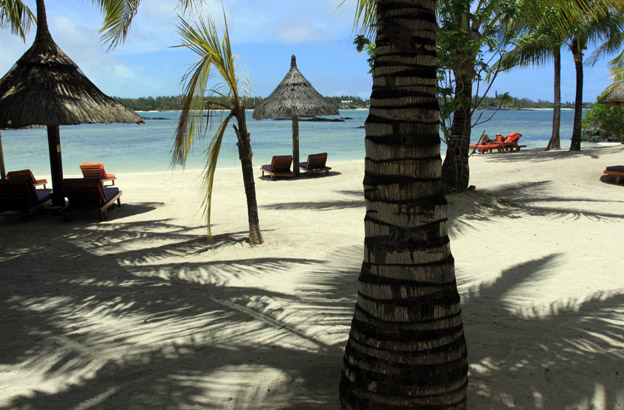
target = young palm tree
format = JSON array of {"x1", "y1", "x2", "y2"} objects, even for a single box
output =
[
  {"x1": 339, "y1": 0, "x2": 468, "y2": 408},
  {"x1": 172, "y1": 15, "x2": 262, "y2": 245}
]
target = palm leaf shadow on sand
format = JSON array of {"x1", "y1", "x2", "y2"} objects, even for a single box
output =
[
  {"x1": 0, "y1": 218, "x2": 361, "y2": 409},
  {"x1": 460, "y1": 253, "x2": 624, "y2": 408},
  {"x1": 261, "y1": 188, "x2": 364, "y2": 211},
  {"x1": 446, "y1": 180, "x2": 624, "y2": 239},
  {"x1": 1, "y1": 188, "x2": 622, "y2": 408}
]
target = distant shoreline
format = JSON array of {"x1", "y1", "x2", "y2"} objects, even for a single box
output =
[{"x1": 137, "y1": 107, "x2": 577, "y2": 114}]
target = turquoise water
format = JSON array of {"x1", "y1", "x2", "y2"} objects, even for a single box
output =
[{"x1": 1, "y1": 109, "x2": 580, "y2": 175}]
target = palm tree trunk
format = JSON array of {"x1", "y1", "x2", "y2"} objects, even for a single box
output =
[
  {"x1": 547, "y1": 48, "x2": 561, "y2": 150},
  {"x1": 570, "y1": 43, "x2": 584, "y2": 151},
  {"x1": 0, "y1": 132, "x2": 6, "y2": 179},
  {"x1": 233, "y1": 107, "x2": 263, "y2": 245},
  {"x1": 441, "y1": 69, "x2": 473, "y2": 191},
  {"x1": 292, "y1": 115, "x2": 300, "y2": 177},
  {"x1": 339, "y1": 1, "x2": 468, "y2": 408}
]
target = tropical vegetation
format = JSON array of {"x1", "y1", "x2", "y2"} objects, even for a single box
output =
[{"x1": 583, "y1": 99, "x2": 624, "y2": 142}]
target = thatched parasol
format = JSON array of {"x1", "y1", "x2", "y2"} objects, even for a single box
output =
[
  {"x1": 597, "y1": 81, "x2": 624, "y2": 106},
  {"x1": 253, "y1": 55, "x2": 338, "y2": 176},
  {"x1": 0, "y1": 0, "x2": 143, "y2": 206}
]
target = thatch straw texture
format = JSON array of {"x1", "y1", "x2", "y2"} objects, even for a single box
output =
[
  {"x1": 0, "y1": 2, "x2": 142, "y2": 129},
  {"x1": 252, "y1": 56, "x2": 339, "y2": 120},
  {"x1": 598, "y1": 82, "x2": 624, "y2": 107}
]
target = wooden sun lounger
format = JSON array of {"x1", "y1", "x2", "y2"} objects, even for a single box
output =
[
  {"x1": 6, "y1": 169, "x2": 48, "y2": 188},
  {"x1": 260, "y1": 155, "x2": 295, "y2": 181},
  {"x1": 0, "y1": 179, "x2": 52, "y2": 217},
  {"x1": 80, "y1": 163, "x2": 117, "y2": 185},
  {"x1": 299, "y1": 153, "x2": 332, "y2": 175},
  {"x1": 603, "y1": 165, "x2": 624, "y2": 184},
  {"x1": 63, "y1": 178, "x2": 122, "y2": 221}
]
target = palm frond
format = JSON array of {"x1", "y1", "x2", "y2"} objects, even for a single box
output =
[
  {"x1": 0, "y1": 0, "x2": 35, "y2": 40},
  {"x1": 93, "y1": 0, "x2": 140, "y2": 49},
  {"x1": 201, "y1": 111, "x2": 232, "y2": 240},
  {"x1": 608, "y1": 49, "x2": 624, "y2": 68},
  {"x1": 610, "y1": 67, "x2": 624, "y2": 82},
  {"x1": 352, "y1": 0, "x2": 377, "y2": 36}
]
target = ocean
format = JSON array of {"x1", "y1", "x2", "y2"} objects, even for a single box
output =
[{"x1": 1, "y1": 109, "x2": 581, "y2": 176}]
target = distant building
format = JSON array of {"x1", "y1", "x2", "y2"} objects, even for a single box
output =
[{"x1": 341, "y1": 100, "x2": 353, "y2": 108}]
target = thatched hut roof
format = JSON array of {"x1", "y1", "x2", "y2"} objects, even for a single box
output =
[
  {"x1": 252, "y1": 55, "x2": 339, "y2": 120},
  {"x1": 0, "y1": 1, "x2": 143, "y2": 129},
  {"x1": 597, "y1": 82, "x2": 624, "y2": 107}
]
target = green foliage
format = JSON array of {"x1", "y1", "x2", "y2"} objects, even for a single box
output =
[
  {"x1": 323, "y1": 95, "x2": 370, "y2": 109},
  {"x1": 115, "y1": 95, "x2": 266, "y2": 111},
  {"x1": 353, "y1": 35, "x2": 375, "y2": 74},
  {"x1": 0, "y1": 0, "x2": 34, "y2": 40},
  {"x1": 477, "y1": 96, "x2": 583, "y2": 109},
  {"x1": 582, "y1": 99, "x2": 624, "y2": 142}
]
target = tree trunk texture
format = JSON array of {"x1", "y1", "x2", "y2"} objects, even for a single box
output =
[
  {"x1": 233, "y1": 107, "x2": 263, "y2": 245},
  {"x1": 339, "y1": 1, "x2": 468, "y2": 409},
  {"x1": 0, "y1": 132, "x2": 5, "y2": 179},
  {"x1": 547, "y1": 49, "x2": 561, "y2": 150},
  {"x1": 570, "y1": 45, "x2": 584, "y2": 151},
  {"x1": 441, "y1": 67, "x2": 473, "y2": 192},
  {"x1": 292, "y1": 115, "x2": 300, "y2": 177}
]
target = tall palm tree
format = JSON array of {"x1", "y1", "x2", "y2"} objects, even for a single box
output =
[
  {"x1": 494, "y1": 11, "x2": 566, "y2": 150},
  {"x1": 172, "y1": 15, "x2": 262, "y2": 245},
  {"x1": 567, "y1": 9, "x2": 624, "y2": 151},
  {"x1": 339, "y1": 0, "x2": 468, "y2": 408}
]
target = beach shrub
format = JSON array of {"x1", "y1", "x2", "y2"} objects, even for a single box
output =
[{"x1": 582, "y1": 101, "x2": 624, "y2": 143}]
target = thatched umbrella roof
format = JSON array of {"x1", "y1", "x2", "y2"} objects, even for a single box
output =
[
  {"x1": 0, "y1": 2, "x2": 143, "y2": 128},
  {"x1": 253, "y1": 55, "x2": 339, "y2": 119},
  {"x1": 597, "y1": 82, "x2": 624, "y2": 106},
  {"x1": 253, "y1": 55, "x2": 338, "y2": 176},
  {"x1": 0, "y1": 0, "x2": 142, "y2": 205}
]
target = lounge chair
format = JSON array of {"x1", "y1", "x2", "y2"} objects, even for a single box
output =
[
  {"x1": 299, "y1": 153, "x2": 332, "y2": 176},
  {"x1": 0, "y1": 179, "x2": 52, "y2": 216},
  {"x1": 469, "y1": 132, "x2": 526, "y2": 154},
  {"x1": 500, "y1": 132, "x2": 526, "y2": 152},
  {"x1": 6, "y1": 169, "x2": 48, "y2": 188},
  {"x1": 79, "y1": 163, "x2": 116, "y2": 185},
  {"x1": 603, "y1": 165, "x2": 624, "y2": 184},
  {"x1": 63, "y1": 178, "x2": 122, "y2": 221},
  {"x1": 260, "y1": 155, "x2": 295, "y2": 180},
  {"x1": 470, "y1": 134, "x2": 502, "y2": 154}
]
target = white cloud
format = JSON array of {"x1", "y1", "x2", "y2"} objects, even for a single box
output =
[{"x1": 273, "y1": 18, "x2": 315, "y2": 44}]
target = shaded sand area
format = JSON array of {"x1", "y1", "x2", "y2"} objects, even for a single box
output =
[{"x1": 1, "y1": 145, "x2": 623, "y2": 409}]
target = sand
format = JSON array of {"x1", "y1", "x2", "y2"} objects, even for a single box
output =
[{"x1": 1, "y1": 144, "x2": 623, "y2": 409}]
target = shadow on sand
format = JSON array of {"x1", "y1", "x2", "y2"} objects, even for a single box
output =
[{"x1": 1, "y1": 177, "x2": 622, "y2": 409}]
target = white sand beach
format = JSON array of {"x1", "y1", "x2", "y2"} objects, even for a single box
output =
[{"x1": 1, "y1": 144, "x2": 623, "y2": 409}]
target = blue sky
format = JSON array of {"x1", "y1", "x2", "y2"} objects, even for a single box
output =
[{"x1": 0, "y1": 0, "x2": 618, "y2": 103}]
